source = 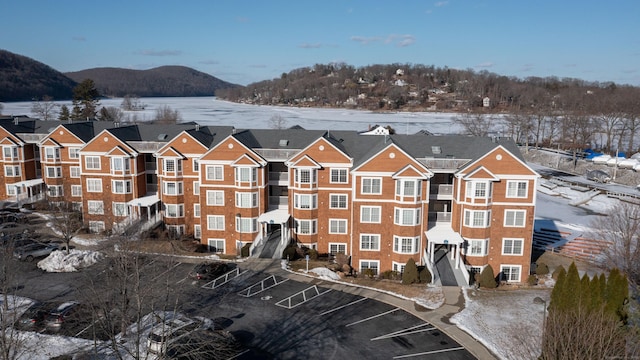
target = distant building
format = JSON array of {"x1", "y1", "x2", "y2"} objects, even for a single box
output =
[{"x1": 483, "y1": 97, "x2": 491, "y2": 108}]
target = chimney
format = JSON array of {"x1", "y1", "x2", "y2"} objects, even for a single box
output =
[
  {"x1": 195, "y1": 124, "x2": 200, "y2": 131},
  {"x1": 13, "y1": 117, "x2": 18, "y2": 125}
]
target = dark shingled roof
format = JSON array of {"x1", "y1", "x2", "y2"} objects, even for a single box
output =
[{"x1": 185, "y1": 126, "x2": 235, "y2": 149}]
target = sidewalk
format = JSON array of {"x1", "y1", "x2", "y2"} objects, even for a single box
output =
[{"x1": 242, "y1": 258, "x2": 497, "y2": 360}]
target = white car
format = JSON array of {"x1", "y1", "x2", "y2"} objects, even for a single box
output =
[
  {"x1": 617, "y1": 158, "x2": 638, "y2": 169},
  {"x1": 147, "y1": 314, "x2": 200, "y2": 356}
]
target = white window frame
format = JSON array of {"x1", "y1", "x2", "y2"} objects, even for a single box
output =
[
  {"x1": 111, "y1": 157, "x2": 130, "y2": 173},
  {"x1": 294, "y1": 193, "x2": 317, "y2": 209},
  {"x1": 206, "y1": 190, "x2": 224, "y2": 206},
  {"x1": 359, "y1": 260, "x2": 379, "y2": 275},
  {"x1": 46, "y1": 166, "x2": 62, "y2": 178},
  {"x1": 393, "y1": 236, "x2": 420, "y2": 254},
  {"x1": 86, "y1": 178, "x2": 102, "y2": 193},
  {"x1": 467, "y1": 239, "x2": 489, "y2": 256},
  {"x1": 163, "y1": 158, "x2": 182, "y2": 174},
  {"x1": 297, "y1": 219, "x2": 317, "y2": 235},
  {"x1": 165, "y1": 204, "x2": 184, "y2": 218},
  {"x1": 329, "y1": 243, "x2": 347, "y2": 255},
  {"x1": 235, "y1": 167, "x2": 257, "y2": 183},
  {"x1": 5, "y1": 185, "x2": 16, "y2": 197},
  {"x1": 85, "y1": 156, "x2": 100, "y2": 170},
  {"x1": 192, "y1": 159, "x2": 199, "y2": 172},
  {"x1": 193, "y1": 181, "x2": 200, "y2": 195},
  {"x1": 3, "y1": 146, "x2": 18, "y2": 160},
  {"x1": 361, "y1": 177, "x2": 382, "y2": 194},
  {"x1": 466, "y1": 181, "x2": 491, "y2": 199},
  {"x1": 112, "y1": 180, "x2": 132, "y2": 194},
  {"x1": 360, "y1": 234, "x2": 380, "y2": 251},
  {"x1": 112, "y1": 202, "x2": 128, "y2": 217},
  {"x1": 194, "y1": 225, "x2": 201, "y2": 239},
  {"x1": 194, "y1": 203, "x2": 200, "y2": 217},
  {"x1": 394, "y1": 207, "x2": 421, "y2": 226},
  {"x1": 235, "y1": 192, "x2": 258, "y2": 208},
  {"x1": 89, "y1": 221, "x2": 105, "y2": 233},
  {"x1": 329, "y1": 194, "x2": 348, "y2": 209},
  {"x1": 68, "y1": 147, "x2": 80, "y2": 159},
  {"x1": 500, "y1": 265, "x2": 522, "y2": 283},
  {"x1": 236, "y1": 216, "x2": 257, "y2": 233},
  {"x1": 502, "y1": 238, "x2": 524, "y2": 255},
  {"x1": 506, "y1": 180, "x2": 528, "y2": 198},
  {"x1": 4, "y1": 165, "x2": 19, "y2": 177},
  {"x1": 294, "y1": 168, "x2": 317, "y2": 186},
  {"x1": 328, "y1": 219, "x2": 348, "y2": 234},
  {"x1": 71, "y1": 185, "x2": 82, "y2": 197},
  {"x1": 207, "y1": 215, "x2": 225, "y2": 230},
  {"x1": 206, "y1": 165, "x2": 224, "y2": 180},
  {"x1": 360, "y1": 206, "x2": 381, "y2": 223},
  {"x1": 207, "y1": 238, "x2": 225, "y2": 253},
  {"x1": 504, "y1": 210, "x2": 526, "y2": 227},
  {"x1": 87, "y1": 200, "x2": 104, "y2": 215},
  {"x1": 330, "y1": 168, "x2": 348, "y2": 184},
  {"x1": 163, "y1": 181, "x2": 183, "y2": 195},
  {"x1": 463, "y1": 210, "x2": 491, "y2": 228},
  {"x1": 44, "y1": 147, "x2": 60, "y2": 161},
  {"x1": 47, "y1": 185, "x2": 63, "y2": 197},
  {"x1": 396, "y1": 179, "x2": 422, "y2": 197},
  {"x1": 70, "y1": 166, "x2": 81, "y2": 178},
  {"x1": 392, "y1": 262, "x2": 406, "y2": 274}
]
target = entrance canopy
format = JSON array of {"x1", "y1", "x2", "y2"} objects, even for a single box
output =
[
  {"x1": 258, "y1": 209, "x2": 290, "y2": 224},
  {"x1": 14, "y1": 178, "x2": 44, "y2": 188},
  {"x1": 426, "y1": 224, "x2": 464, "y2": 245},
  {"x1": 127, "y1": 194, "x2": 160, "y2": 207}
]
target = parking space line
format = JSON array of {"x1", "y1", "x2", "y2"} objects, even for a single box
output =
[
  {"x1": 238, "y1": 275, "x2": 289, "y2": 297},
  {"x1": 345, "y1": 308, "x2": 399, "y2": 327},
  {"x1": 318, "y1": 297, "x2": 367, "y2": 316},
  {"x1": 201, "y1": 268, "x2": 248, "y2": 289},
  {"x1": 392, "y1": 347, "x2": 465, "y2": 359},
  {"x1": 370, "y1": 323, "x2": 435, "y2": 341},
  {"x1": 227, "y1": 349, "x2": 250, "y2": 359},
  {"x1": 275, "y1": 285, "x2": 332, "y2": 309},
  {"x1": 150, "y1": 262, "x2": 182, "y2": 282}
]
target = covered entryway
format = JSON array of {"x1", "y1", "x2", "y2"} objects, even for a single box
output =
[
  {"x1": 14, "y1": 179, "x2": 45, "y2": 205},
  {"x1": 425, "y1": 224, "x2": 469, "y2": 286},
  {"x1": 252, "y1": 209, "x2": 291, "y2": 258}
]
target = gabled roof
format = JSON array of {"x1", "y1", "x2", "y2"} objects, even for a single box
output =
[
  {"x1": 461, "y1": 166, "x2": 500, "y2": 181},
  {"x1": 157, "y1": 146, "x2": 185, "y2": 159},
  {"x1": 289, "y1": 155, "x2": 321, "y2": 168},
  {"x1": 231, "y1": 154, "x2": 261, "y2": 167},
  {"x1": 392, "y1": 164, "x2": 432, "y2": 179},
  {"x1": 106, "y1": 146, "x2": 133, "y2": 157}
]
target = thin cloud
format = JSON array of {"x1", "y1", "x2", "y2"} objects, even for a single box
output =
[
  {"x1": 351, "y1": 34, "x2": 415, "y2": 47},
  {"x1": 298, "y1": 43, "x2": 323, "y2": 49},
  {"x1": 72, "y1": 36, "x2": 86, "y2": 42},
  {"x1": 135, "y1": 49, "x2": 182, "y2": 56},
  {"x1": 475, "y1": 62, "x2": 494, "y2": 68},
  {"x1": 249, "y1": 64, "x2": 267, "y2": 68},
  {"x1": 520, "y1": 63, "x2": 535, "y2": 72},
  {"x1": 435, "y1": 1, "x2": 449, "y2": 7},
  {"x1": 199, "y1": 60, "x2": 219, "y2": 65},
  {"x1": 621, "y1": 69, "x2": 637, "y2": 74}
]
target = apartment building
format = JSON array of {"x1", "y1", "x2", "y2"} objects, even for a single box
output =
[{"x1": 0, "y1": 117, "x2": 538, "y2": 284}]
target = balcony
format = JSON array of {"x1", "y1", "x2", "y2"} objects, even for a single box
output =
[
  {"x1": 269, "y1": 172, "x2": 288, "y2": 184},
  {"x1": 428, "y1": 211, "x2": 452, "y2": 224},
  {"x1": 430, "y1": 184, "x2": 453, "y2": 199},
  {"x1": 421, "y1": 158, "x2": 470, "y2": 171},
  {"x1": 254, "y1": 149, "x2": 300, "y2": 161},
  {"x1": 268, "y1": 196, "x2": 288, "y2": 209},
  {"x1": 145, "y1": 162, "x2": 157, "y2": 171}
]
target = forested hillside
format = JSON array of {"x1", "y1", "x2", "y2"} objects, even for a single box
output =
[
  {"x1": 65, "y1": 66, "x2": 239, "y2": 97},
  {"x1": 0, "y1": 50, "x2": 76, "y2": 102}
]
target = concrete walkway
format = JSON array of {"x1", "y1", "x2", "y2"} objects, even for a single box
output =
[{"x1": 240, "y1": 258, "x2": 497, "y2": 360}]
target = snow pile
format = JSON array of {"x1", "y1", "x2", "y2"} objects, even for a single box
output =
[
  {"x1": 37, "y1": 249, "x2": 104, "y2": 272},
  {"x1": 413, "y1": 286, "x2": 445, "y2": 309},
  {"x1": 309, "y1": 267, "x2": 341, "y2": 281},
  {"x1": 452, "y1": 288, "x2": 549, "y2": 360}
]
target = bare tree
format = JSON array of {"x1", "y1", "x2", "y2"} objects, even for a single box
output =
[
  {"x1": 48, "y1": 203, "x2": 83, "y2": 255},
  {"x1": 98, "y1": 106, "x2": 126, "y2": 122},
  {"x1": 453, "y1": 112, "x2": 493, "y2": 137},
  {"x1": 153, "y1": 105, "x2": 181, "y2": 124},
  {"x1": 268, "y1": 114, "x2": 288, "y2": 129},
  {"x1": 590, "y1": 201, "x2": 640, "y2": 287},
  {"x1": 30, "y1": 95, "x2": 58, "y2": 121}
]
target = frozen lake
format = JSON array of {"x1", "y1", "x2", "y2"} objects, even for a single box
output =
[{"x1": 2, "y1": 97, "x2": 463, "y2": 134}]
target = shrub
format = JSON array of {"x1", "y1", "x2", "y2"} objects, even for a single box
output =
[
  {"x1": 363, "y1": 268, "x2": 375, "y2": 278},
  {"x1": 418, "y1": 266, "x2": 432, "y2": 283},
  {"x1": 282, "y1": 245, "x2": 298, "y2": 260},
  {"x1": 536, "y1": 262, "x2": 550, "y2": 275},
  {"x1": 552, "y1": 265, "x2": 565, "y2": 280},
  {"x1": 381, "y1": 270, "x2": 398, "y2": 280},
  {"x1": 478, "y1": 265, "x2": 497, "y2": 288},
  {"x1": 402, "y1": 258, "x2": 419, "y2": 285},
  {"x1": 527, "y1": 275, "x2": 538, "y2": 286},
  {"x1": 307, "y1": 248, "x2": 318, "y2": 260},
  {"x1": 241, "y1": 243, "x2": 251, "y2": 257}
]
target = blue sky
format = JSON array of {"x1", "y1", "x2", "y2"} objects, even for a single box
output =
[{"x1": 3, "y1": 1, "x2": 639, "y2": 86}]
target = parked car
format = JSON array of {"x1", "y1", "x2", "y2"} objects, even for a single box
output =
[
  {"x1": 0, "y1": 212, "x2": 25, "y2": 224},
  {"x1": 16, "y1": 301, "x2": 53, "y2": 330},
  {"x1": 13, "y1": 242, "x2": 59, "y2": 262},
  {"x1": 592, "y1": 155, "x2": 612, "y2": 164},
  {"x1": 0, "y1": 222, "x2": 24, "y2": 235},
  {"x1": 147, "y1": 314, "x2": 201, "y2": 356},
  {"x1": 188, "y1": 262, "x2": 231, "y2": 281},
  {"x1": 586, "y1": 169, "x2": 612, "y2": 183},
  {"x1": 45, "y1": 301, "x2": 80, "y2": 331}
]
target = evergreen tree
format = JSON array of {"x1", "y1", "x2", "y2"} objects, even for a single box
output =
[
  {"x1": 402, "y1": 258, "x2": 419, "y2": 285},
  {"x1": 579, "y1": 274, "x2": 591, "y2": 309},
  {"x1": 550, "y1": 267, "x2": 566, "y2": 310},
  {"x1": 71, "y1": 79, "x2": 100, "y2": 120},
  {"x1": 564, "y1": 262, "x2": 581, "y2": 310},
  {"x1": 589, "y1": 274, "x2": 603, "y2": 311},
  {"x1": 605, "y1": 269, "x2": 629, "y2": 322},
  {"x1": 58, "y1": 105, "x2": 70, "y2": 121},
  {"x1": 478, "y1": 264, "x2": 497, "y2": 288}
]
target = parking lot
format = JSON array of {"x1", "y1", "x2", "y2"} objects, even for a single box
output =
[{"x1": 6, "y1": 254, "x2": 475, "y2": 359}]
